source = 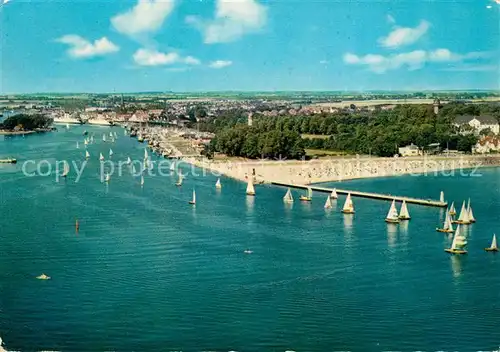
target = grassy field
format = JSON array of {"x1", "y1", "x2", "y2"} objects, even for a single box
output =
[
  {"x1": 305, "y1": 149, "x2": 351, "y2": 157},
  {"x1": 301, "y1": 134, "x2": 330, "y2": 140}
]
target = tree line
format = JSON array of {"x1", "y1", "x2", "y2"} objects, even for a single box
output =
[
  {"x1": 0, "y1": 114, "x2": 53, "y2": 131},
  {"x1": 200, "y1": 103, "x2": 499, "y2": 159}
]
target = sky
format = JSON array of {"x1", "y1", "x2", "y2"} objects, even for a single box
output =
[{"x1": 0, "y1": 0, "x2": 499, "y2": 93}]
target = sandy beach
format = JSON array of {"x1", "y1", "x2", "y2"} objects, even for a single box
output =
[{"x1": 184, "y1": 155, "x2": 500, "y2": 184}]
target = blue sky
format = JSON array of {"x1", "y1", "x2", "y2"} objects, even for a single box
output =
[{"x1": 0, "y1": 0, "x2": 498, "y2": 93}]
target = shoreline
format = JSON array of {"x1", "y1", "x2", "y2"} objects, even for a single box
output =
[{"x1": 183, "y1": 155, "x2": 500, "y2": 184}]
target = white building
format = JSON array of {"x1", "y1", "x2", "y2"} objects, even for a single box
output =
[
  {"x1": 398, "y1": 144, "x2": 422, "y2": 157},
  {"x1": 454, "y1": 115, "x2": 500, "y2": 135}
]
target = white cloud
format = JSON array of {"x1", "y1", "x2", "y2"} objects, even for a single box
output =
[
  {"x1": 184, "y1": 56, "x2": 201, "y2": 65},
  {"x1": 209, "y1": 60, "x2": 233, "y2": 69},
  {"x1": 343, "y1": 49, "x2": 490, "y2": 73},
  {"x1": 378, "y1": 20, "x2": 430, "y2": 49},
  {"x1": 187, "y1": 0, "x2": 267, "y2": 44},
  {"x1": 111, "y1": 0, "x2": 175, "y2": 37},
  {"x1": 57, "y1": 35, "x2": 119, "y2": 59},
  {"x1": 386, "y1": 14, "x2": 395, "y2": 24},
  {"x1": 133, "y1": 48, "x2": 201, "y2": 67}
]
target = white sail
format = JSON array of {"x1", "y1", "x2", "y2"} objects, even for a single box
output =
[
  {"x1": 307, "y1": 187, "x2": 312, "y2": 199},
  {"x1": 127, "y1": 157, "x2": 132, "y2": 165},
  {"x1": 449, "y1": 202, "x2": 456, "y2": 215},
  {"x1": 90, "y1": 135, "x2": 94, "y2": 143},
  {"x1": 330, "y1": 188, "x2": 338, "y2": 199},
  {"x1": 246, "y1": 178, "x2": 255, "y2": 195},
  {"x1": 467, "y1": 199, "x2": 476, "y2": 222},
  {"x1": 76, "y1": 141, "x2": 79, "y2": 149},
  {"x1": 109, "y1": 132, "x2": 113, "y2": 138},
  {"x1": 105, "y1": 173, "x2": 110, "y2": 182},
  {"x1": 109, "y1": 149, "x2": 113, "y2": 157},
  {"x1": 399, "y1": 200, "x2": 410, "y2": 219},
  {"x1": 444, "y1": 212, "x2": 454, "y2": 231},
  {"x1": 140, "y1": 175, "x2": 144, "y2": 186},
  {"x1": 66, "y1": 123, "x2": 70, "y2": 129},
  {"x1": 450, "y1": 228, "x2": 459, "y2": 250},
  {"x1": 144, "y1": 148, "x2": 149, "y2": 160},
  {"x1": 62, "y1": 163, "x2": 70, "y2": 177},
  {"x1": 324, "y1": 196, "x2": 332, "y2": 209},
  {"x1": 283, "y1": 188, "x2": 294, "y2": 203},
  {"x1": 103, "y1": 134, "x2": 106, "y2": 142},
  {"x1": 458, "y1": 201, "x2": 470, "y2": 224},
  {"x1": 176, "y1": 174, "x2": 183, "y2": 186},
  {"x1": 85, "y1": 150, "x2": 90, "y2": 159},
  {"x1": 170, "y1": 162, "x2": 175, "y2": 171},
  {"x1": 440, "y1": 191, "x2": 445, "y2": 203},
  {"x1": 99, "y1": 153, "x2": 105, "y2": 161},
  {"x1": 342, "y1": 193, "x2": 354, "y2": 212},
  {"x1": 386, "y1": 200, "x2": 399, "y2": 221},
  {"x1": 191, "y1": 189, "x2": 196, "y2": 204},
  {"x1": 84, "y1": 139, "x2": 88, "y2": 146},
  {"x1": 491, "y1": 234, "x2": 497, "y2": 249},
  {"x1": 215, "y1": 178, "x2": 222, "y2": 189}
]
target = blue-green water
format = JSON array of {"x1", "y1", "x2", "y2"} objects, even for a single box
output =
[{"x1": 1, "y1": 126, "x2": 499, "y2": 352}]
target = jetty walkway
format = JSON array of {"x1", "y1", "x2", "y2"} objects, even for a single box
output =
[{"x1": 271, "y1": 181, "x2": 447, "y2": 208}]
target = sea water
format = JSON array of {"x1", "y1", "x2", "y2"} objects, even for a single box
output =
[{"x1": 0, "y1": 125, "x2": 499, "y2": 351}]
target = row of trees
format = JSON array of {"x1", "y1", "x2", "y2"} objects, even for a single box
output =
[
  {"x1": 205, "y1": 125, "x2": 305, "y2": 159},
  {"x1": 0, "y1": 114, "x2": 53, "y2": 131}
]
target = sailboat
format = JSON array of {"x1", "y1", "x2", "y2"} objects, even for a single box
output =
[
  {"x1": 436, "y1": 211, "x2": 454, "y2": 233},
  {"x1": 85, "y1": 150, "x2": 90, "y2": 159},
  {"x1": 84, "y1": 139, "x2": 88, "y2": 147},
  {"x1": 449, "y1": 202, "x2": 456, "y2": 216},
  {"x1": 299, "y1": 187, "x2": 312, "y2": 201},
  {"x1": 189, "y1": 189, "x2": 196, "y2": 205},
  {"x1": 170, "y1": 162, "x2": 176, "y2": 172},
  {"x1": 398, "y1": 200, "x2": 411, "y2": 220},
  {"x1": 330, "y1": 188, "x2": 338, "y2": 199},
  {"x1": 104, "y1": 173, "x2": 110, "y2": 183},
  {"x1": 246, "y1": 178, "x2": 255, "y2": 196},
  {"x1": 144, "y1": 148, "x2": 149, "y2": 160},
  {"x1": 175, "y1": 174, "x2": 183, "y2": 187},
  {"x1": 76, "y1": 141, "x2": 79, "y2": 149},
  {"x1": 439, "y1": 191, "x2": 445, "y2": 203},
  {"x1": 140, "y1": 175, "x2": 144, "y2": 186},
  {"x1": 109, "y1": 132, "x2": 113, "y2": 138},
  {"x1": 103, "y1": 134, "x2": 106, "y2": 142},
  {"x1": 341, "y1": 193, "x2": 355, "y2": 214},
  {"x1": 283, "y1": 188, "x2": 294, "y2": 203},
  {"x1": 99, "y1": 153, "x2": 105, "y2": 162},
  {"x1": 324, "y1": 196, "x2": 333, "y2": 209},
  {"x1": 109, "y1": 149, "x2": 114, "y2": 157},
  {"x1": 90, "y1": 135, "x2": 94, "y2": 143},
  {"x1": 61, "y1": 163, "x2": 70, "y2": 178},
  {"x1": 467, "y1": 198, "x2": 476, "y2": 223},
  {"x1": 452, "y1": 201, "x2": 470, "y2": 225},
  {"x1": 215, "y1": 178, "x2": 222, "y2": 189},
  {"x1": 127, "y1": 156, "x2": 132, "y2": 165},
  {"x1": 66, "y1": 123, "x2": 70, "y2": 130},
  {"x1": 385, "y1": 199, "x2": 400, "y2": 223},
  {"x1": 445, "y1": 226, "x2": 468, "y2": 254},
  {"x1": 485, "y1": 234, "x2": 498, "y2": 252}
]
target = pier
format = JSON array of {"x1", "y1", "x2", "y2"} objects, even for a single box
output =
[{"x1": 271, "y1": 181, "x2": 447, "y2": 208}]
